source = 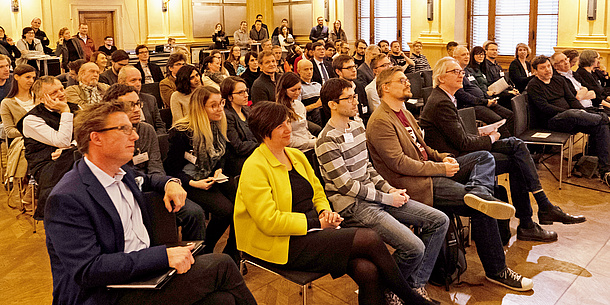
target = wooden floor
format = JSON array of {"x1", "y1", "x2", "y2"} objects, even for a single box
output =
[{"x1": 3, "y1": 146, "x2": 610, "y2": 304}]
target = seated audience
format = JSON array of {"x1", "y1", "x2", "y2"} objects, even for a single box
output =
[
  {"x1": 97, "y1": 36, "x2": 117, "y2": 56},
  {"x1": 251, "y1": 14, "x2": 269, "y2": 32},
  {"x1": 481, "y1": 42, "x2": 518, "y2": 109},
  {"x1": 366, "y1": 66, "x2": 532, "y2": 292},
  {"x1": 212, "y1": 23, "x2": 230, "y2": 49},
  {"x1": 329, "y1": 20, "x2": 347, "y2": 43},
  {"x1": 209, "y1": 49, "x2": 230, "y2": 77},
  {"x1": 527, "y1": 55, "x2": 610, "y2": 186},
  {"x1": 225, "y1": 45, "x2": 241, "y2": 76},
  {"x1": 251, "y1": 51, "x2": 279, "y2": 104},
  {"x1": 309, "y1": 16, "x2": 329, "y2": 42},
  {"x1": 170, "y1": 65, "x2": 201, "y2": 123},
  {"x1": 54, "y1": 27, "x2": 73, "y2": 72},
  {"x1": 239, "y1": 51, "x2": 260, "y2": 98},
  {"x1": 0, "y1": 26, "x2": 21, "y2": 67},
  {"x1": 311, "y1": 41, "x2": 336, "y2": 85},
  {"x1": 408, "y1": 41, "x2": 431, "y2": 73},
  {"x1": 165, "y1": 86, "x2": 240, "y2": 261},
  {"x1": 563, "y1": 49, "x2": 580, "y2": 69},
  {"x1": 454, "y1": 46, "x2": 514, "y2": 137},
  {"x1": 134, "y1": 45, "x2": 163, "y2": 84},
  {"x1": 272, "y1": 45, "x2": 285, "y2": 73},
  {"x1": 365, "y1": 53, "x2": 393, "y2": 112},
  {"x1": 316, "y1": 78, "x2": 449, "y2": 302},
  {"x1": 89, "y1": 51, "x2": 108, "y2": 72},
  {"x1": 574, "y1": 50, "x2": 610, "y2": 109},
  {"x1": 378, "y1": 40, "x2": 390, "y2": 55},
  {"x1": 117, "y1": 65, "x2": 166, "y2": 134},
  {"x1": 65, "y1": 62, "x2": 109, "y2": 106},
  {"x1": 249, "y1": 20, "x2": 268, "y2": 43},
  {"x1": 234, "y1": 21, "x2": 251, "y2": 56},
  {"x1": 293, "y1": 42, "x2": 314, "y2": 73},
  {"x1": 15, "y1": 27, "x2": 43, "y2": 67},
  {"x1": 419, "y1": 57, "x2": 586, "y2": 243},
  {"x1": 272, "y1": 18, "x2": 292, "y2": 44},
  {"x1": 101, "y1": 84, "x2": 204, "y2": 240},
  {"x1": 352, "y1": 39, "x2": 367, "y2": 67},
  {"x1": 508, "y1": 43, "x2": 533, "y2": 93},
  {"x1": 45, "y1": 100, "x2": 256, "y2": 305},
  {"x1": 17, "y1": 76, "x2": 80, "y2": 219},
  {"x1": 332, "y1": 54, "x2": 370, "y2": 123},
  {"x1": 235, "y1": 100, "x2": 435, "y2": 305},
  {"x1": 160, "y1": 52, "x2": 187, "y2": 108},
  {"x1": 220, "y1": 77, "x2": 259, "y2": 177},
  {"x1": 276, "y1": 72, "x2": 318, "y2": 153},
  {"x1": 201, "y1": 55, "x2": 226, "y2": 90},
  {"x1": 297, "y1": 59, "x2": 323, "y2": 126},
  {"x1": 0, "y1": 55, "x2": 11, "y2": 100},
  {"x1": 325, "y1": 41, "x2": 336, "y2": 59},
  {"x1": 99, "y1": 50, "x2": 130, "y2": 85},
  {"x1": 278, "y1": 25, "x2": 294, "y2": 55},
  {"x1": 388, "y1": 41, "x2": 415, "y2": 68},
  {"x1": 172, "y1": 46, "x2": 191, "y2": 64},
  {"x1": 1, "y1": 64, "x2": 36, "y2": 140},
  {"x1": 60, "y1": 59, "x2": 86, "y2": 88},
  {"x1": 551, "y1": 52, "x2": 597, "y2": 109}
]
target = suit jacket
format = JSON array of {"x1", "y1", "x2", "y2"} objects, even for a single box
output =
[
  {"x1": 357, "y1": 62, "x2": 375, "y2": 87},
  {"x1": 311, "y1": 58, "x2": 335, "y2": 85},
  {"x1": 508, "y1": 59, "x2": 532, "y2": 93},
  {"x1": 366, "y1": 101, "x2": 449, "y2": 206},
  {"x1": 134, "y1": 61, "x2": 164, "y2": 84},
  {"x1": 65, "y1": 83, "x2": 110, "y2": 106},
  {"x1": 45, "y1": 159, "x2": 171, "y2": 305},
  {"x1": 224, "y1": 105, "x2": 258, "y2": 177},
  {"x1": 419, "y1": 87, "x2": 492, "y2": 156},
  {"x1": 66, "y1": 37, "x2": 85, "y2": 62},
  {"x1": 140, "y1": 92, "x2": 166, "y2": 134}
]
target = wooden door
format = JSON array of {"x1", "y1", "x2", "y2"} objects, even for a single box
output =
[{"x1": 79, "y1": 11, "x2": 114, "y2": 50}]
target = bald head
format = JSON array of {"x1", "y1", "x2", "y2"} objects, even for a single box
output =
[
  {"x1": 298, "y1": 59, "x2": 314, "y2": 83},
  {"x1": 453, "y1": 46, "x2": 470, "y2": 68},
  {"x1": 118, "y1": 65, "x2": 142, "y2": 92},
  {"x1": 78, "y1": 62, "x2": 100, "y2": 86}
]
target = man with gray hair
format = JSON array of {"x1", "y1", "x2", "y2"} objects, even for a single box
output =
[
  {"x1": 65, "y1": 62, "x2": 110, "y2": 106},
  {"x1": 550, "y1": 51, "x2": 596, "y2": 109}
]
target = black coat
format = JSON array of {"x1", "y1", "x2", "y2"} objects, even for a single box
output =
[{"x1": 135, "y1": 61, "x2": 164, "y2": 84}]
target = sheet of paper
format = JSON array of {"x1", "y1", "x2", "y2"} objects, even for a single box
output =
[
  {"x1": 488, "y1": 77, "x2": 510, "y2": 94},
  {"x1": 531, "y1": 132, "x2": 551, "y2": 138},
  {"x1": 477, "y1": 119, "x2": 506, "y2": 135}
]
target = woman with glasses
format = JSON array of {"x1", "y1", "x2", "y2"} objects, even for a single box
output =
[
  {"x1": 164, "y1": 86, "x2": 240, "y2": 262},
  {"x1": 574, "y1": 49, "x2": 610, "y2": 110},
  {"x1": 275, "y1": 72, "x2": 318, "y2": 154},
  {"x1": 170, "y1": 65, "x2": 201, "y2": 123},
  {"x1": 220, "y1": 76, "x2": 258, "y2": 177},
  {"x1": 508, "y1": 43, "x2": 533, "y2": 93},
  {"x1": 15, "y1": 27, "x2": 43, "y2": 67}
]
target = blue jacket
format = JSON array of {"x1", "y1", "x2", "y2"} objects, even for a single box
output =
[{"x1": 44, "y1": 159, "x2": 171, "y2": 305}]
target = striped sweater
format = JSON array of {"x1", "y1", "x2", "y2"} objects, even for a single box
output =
[{"x1": 315, "y1": 120, "x2": 394, "y2": 213}]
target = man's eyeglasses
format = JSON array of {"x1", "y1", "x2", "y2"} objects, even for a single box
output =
[
  {"x1": 390, "y1": 78, "x2": 409, "y2": 85},
  {"x1": 334, "y1": 94, "x2": 358, "y2": 103},
  {"x1": 130, "y1": 101, "x2": 142, "y2": 108},
  {"x1": 341, "y1": 65, "x2": 357, "y2": 70},
  {"x1": 376, "y1": 63, "x2": 392, "y2": 69},
  {"x1": 138, "y1": 51, "x2": 150, "y2": 55},
  {"x1": 96, "y1": 125, "x2": 135, "y2": 135},
  {"x1": 232, "y1": 89, "x2": 249, "y2": 96},
  {"x1": 446, "y1": 69, "x2": 465, "y2": 76}
]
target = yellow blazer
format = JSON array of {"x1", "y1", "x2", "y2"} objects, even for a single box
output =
[{"x1": 234, "y1": 143, "x2": 330, "y2": 264}]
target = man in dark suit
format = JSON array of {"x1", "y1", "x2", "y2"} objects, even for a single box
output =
[
  {"x1": 118, "y1": 65, "x2": 166, "y2": 134},
  {"x1": 44, "y1": 101, "x2": 256, "y2": 305},
  {"x1": 310, "y1": 41, "x2": 335, "y2": 85},
  {"x1": 419, "y1": 57, "x2": 585, "y2": 243},
  {"x1": 134, "y1": 45, "x2": 163, "y2": 84}
]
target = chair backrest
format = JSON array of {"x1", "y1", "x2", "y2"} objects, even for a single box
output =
[
  {"x1": 141, "y1": 82, "x2": 164, "y2": 109},
  {"x1": 511, "y1": 93, "x2": 529, "y2": 136},
  {"x1": 159, "y1": 108, "x2": 173, "y2": 130},
  {"x1": 405, "y1": 72, "x2": 423, "y2": 99},
  {"x1": 143, "y1": 191, "x2": 179, "y2": 246},
  {"x1": 157, "y1": 133, "x2": 170, "y2": 162},
  {"x1": 422, "y1": 70, "x2": 433, "y2": 87},
  {"x1": 457, "y1": 107, "x2": 478, "y2": 136},
  {"x1": 422, "y1": 86, "x2": 433, "y2": 104}
]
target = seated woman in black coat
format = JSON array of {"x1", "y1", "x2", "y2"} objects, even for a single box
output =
[
  {"x1": 220, "y1": 76, "x2": 258, "y2": 177},
  {"x1": 212, "y1": 23, "x2": 230, "y2": 49},
  {"x1": 508, "y1": 43, "x2": 533, "y2": 93},
  {"x1": 574, "y1": 49, "x2": 610, "y2": 110},
  {"x1": 238, "y1": 51, "x2": 260, "y2": 100}
]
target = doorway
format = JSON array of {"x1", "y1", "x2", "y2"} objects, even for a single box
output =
[{"x1": 78, "y1": 11, "x2": 115, "y2": 50}]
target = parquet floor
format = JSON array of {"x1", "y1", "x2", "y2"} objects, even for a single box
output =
[{"x1": 3, "y1": 144, "x2": 610, "y2": 304}]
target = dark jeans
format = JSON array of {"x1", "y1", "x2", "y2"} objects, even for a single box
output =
[
  {"x1": 176, "y1": 199, "x2": 206, "y2": 241},
  {"x1": 490, "y1": 137, "x2": 543, "y2": 221},
  {"x1": 548, "y1": 109, "x2": 610, "y2": 173},
  {"x1": 474, "y1": 104, "x2": 514, "y2": 138},
  {"x1": 432, "y1": 151, "x2": 506, "y2": 275},
  {"x1": 116, "y1": 253, "x2": 257, "y2": 305}
]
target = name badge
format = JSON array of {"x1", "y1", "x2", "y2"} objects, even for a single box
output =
[
  {"x1": 500, "y1": 71, "x2": 505, "y2": 77},
  {"x1": 344, "y1": 133, "x2": 354, "y2": 143},
  {"x1": 467, "y1": 76, "x2": 475, "y2": 82},
  {"x1": 184, "y1": 151, "x2": 197, "y2": 164},
  {"x1": 361, "y1": 105, "x2": 368, "y2": 114},
  {"x1": 132, "y1": 152, "x2": 149, "y2": 165}
]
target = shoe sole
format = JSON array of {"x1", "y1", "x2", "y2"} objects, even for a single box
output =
[
  {"x1": 464, "y1": 194, "x2": 515, "y2": 220},
  {"x1": 539, "y1": 218, "x2": 586, "y2": 225},
  {"x1": 516, "y1": 234, "x2": 558, "y2": 242},
  {"x1": 485, "y1": 276, "x2": 534, "y2": 291}
]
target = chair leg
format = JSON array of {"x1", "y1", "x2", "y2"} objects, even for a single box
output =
[
  {"x1": 302, "y1": 284, "x2": 307, "y2": 305},
  {"x1": 559, "y1": 144, "x2": 564, "y2": 190},
  {"x1": 239, "y1": 260, "x2": 245, "y2": 275}
]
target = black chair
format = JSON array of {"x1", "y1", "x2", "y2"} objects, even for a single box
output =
[
  {"x1": 157, "y1": 133, "x2": 170, "y2": 162},
  {"x1": 141, "y1": 82, "x2": 164, "y2": 109},
  {"x1": 457, "y1": 107, "x2": 478, "y2": 136},
  {"x1": 239, "y1": 253, "x2": 327, "y2": 305},
  {"x1": 512, "y1": 93, "x2": 573, "y2": 189},
  {"x1": 143, "y1": 191, "x2": 180, "y2": 246},
  {"x1": 422, "y1": 86, "x2": 433, "y2": 104},
  {"x1": 160, "y1": 108, "x2": 173, "y2": 130},
  {"x1": 405, "y1": 72, "x2": 423, "y2": 99},
  {"x1": 422, "y1": 70, "x2": 433, "y2": 88}
]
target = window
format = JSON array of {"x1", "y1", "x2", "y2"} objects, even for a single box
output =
[
  {"x1": 468, "y1": 0, "x2": 558, "y2": 56},
  {"x1": 357, "y1": 0, "x2": 410, "y2": 48}
]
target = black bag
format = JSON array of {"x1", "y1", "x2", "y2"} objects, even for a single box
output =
[{"x1": 428, "y1": 213, "x2": 467, "y2": 291}]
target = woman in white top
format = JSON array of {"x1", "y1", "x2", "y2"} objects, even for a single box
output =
[
  {"x1": 170, "y1": 65, "x2": 201, "y2": 124},
  {"x1": 15, "y1": 27, "x2": 43, "y2": 67},
  {"x1": 0, "y1": 64, "x2": 37, "y2": 139},
  {"x1": 275, "y1": 72, "x2": 316, "y2": 153},
  {"x1": 278, "y1": 25, "x2": 294, "y2": 55}
]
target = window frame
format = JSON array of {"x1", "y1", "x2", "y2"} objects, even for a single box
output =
[{"x1": 356, "y1": 0, "x2": 410, "y2": 50}]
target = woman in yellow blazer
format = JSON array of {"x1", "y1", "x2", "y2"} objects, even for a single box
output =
[{"x1": 234, "y1": 101, "x2": 434, "y2": 305}]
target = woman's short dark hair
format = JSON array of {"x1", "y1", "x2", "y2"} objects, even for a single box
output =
[
  {"x1": 248, "y1": 101, "x2": 290, "y2": 143},
  {"x1": 467, "y1": 46, "x2": 485, "y2": 70},
  {"x1": 22, "y1": 27, "x2": 34, "y2": 39},
  {"x1": 201, "y1": 55, "x2": 215, "y2": 71},
  {"x1": 220, "y1": 76, "x2": 247, "y2": 101},
  {"x1": 175, "y1": 65, "x2": 199, "y2": 95},
  {"x1": 245, "y1": 51, "x2": 258, "y2": 66},
  {"x1": 7, "y1": 64, "x2": 36, "y2": 98}
]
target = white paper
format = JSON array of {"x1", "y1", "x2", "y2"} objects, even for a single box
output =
[
  {"x1": 213, "y1": 173, "x2": 229, "y2": 183},
  {"x1": 531, "y1": 132, "x2": 551, "y2": 138},
  {"x1": 478, "y1": 119, "x2": 506, "y2": 135},
  {"x1": 488, "y1": 77, "x2": 510, "y2": 94}
]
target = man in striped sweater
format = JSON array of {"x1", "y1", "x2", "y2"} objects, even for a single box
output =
[{"x1": 314, "y1": 78, "x2": 449, "y2": 302}]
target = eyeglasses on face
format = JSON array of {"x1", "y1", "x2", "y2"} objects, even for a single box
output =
[
  {"x1": 232, "y1": 89, "x2": 249, "y2": 96},
  {"x1": 208, "y1": 100, "x2": 226, "y2": 110},
  {"x1": 130, "y1": 101, "x2": 142, "y2": 108},
  {"x1": 390, "y1": 78, "x2": 410, "y2": 85},
  {"x1": 341, "y1": 65, "x2": 357, "y2": 70},
  {"x1": 96, "y1": 125, "x2": 135, "y2": 135},
  {"x1": 334, "y1": 94, "x2": 358, "y2": 103},
  {"x1": 446, "y1": 69, "x2": 465, "y2": 76}
]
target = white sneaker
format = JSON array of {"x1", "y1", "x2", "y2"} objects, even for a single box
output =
[
  {"x1": 485, "y1": 267, "x2": 534, "y2": 291},
  {"x1": 464, "y1": 193, "x2": 515, "y2": 220}
]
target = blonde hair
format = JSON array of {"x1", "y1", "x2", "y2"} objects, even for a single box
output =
[
  {"x1": 172, "y1": 46, "x2": 191, "y2": 63},
  {"x1": 174, "y1": 86, "x2": 227, "y2": 154}
]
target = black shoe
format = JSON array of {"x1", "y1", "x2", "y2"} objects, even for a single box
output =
[
  {"x1": 485, "y1": 267, "x2": 534, "y2": 291},
  {"x1": 517, "y1": 223, "x2": 558, "y2": 242},
  {"x1": 538, "y1": 206, "x2": 586, "y2": 225}
]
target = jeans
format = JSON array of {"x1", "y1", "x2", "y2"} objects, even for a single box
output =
[
  {"x1": 432, "y1": 150, "x2": 507, "y2": 275},
  {"x1": 340, "y1": 198, "x2": 449, "y2": 288},
  {"x1": 491, "y1": 137, "x2": 543, "y2": 221},
  {"x1": 176, "y1": 198, "x2": 206, "y2": 241},
  {"x1": 548, "y1": 109, "x2": 610, "y2": 173}
]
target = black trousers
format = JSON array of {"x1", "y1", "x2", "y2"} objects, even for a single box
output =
[{"x1": 473, "y1": 104, "x2": 514, "y2": 138}]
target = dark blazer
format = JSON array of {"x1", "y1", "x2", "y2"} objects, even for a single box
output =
[
  {"x1": 66, "y1": 37, "x2": 85, "y2": 62},
  {"x1": 356, "y1": 62, "x2": 375, "y2": 86},
  {"x1": 508, "y1": 59, "x2": 532, "y2": 93},
  {"x1": 419, "y1": 87, "x2": 492, "y2": 156},
  {"x1": 134, "y1": 61, "x2": 164, "y2": 84},
  {"x1": 224, "y1": 105, "x2": 258, "y2": 176},
  {"x1": 311, "y1": 58, "x2": 335, "y2": 85},
  {"x1": 45, "y1": 159, "x2": 171, "y2": 305},
  {"x1": 140, "y1": 92, "x2": 166, "y2": 134},
  {"x1": 574, "y1": 66, "x2": 606, "y2": 107},
  {"x1": 251, "y1": 72, "x2": 278, "y2": 104}
]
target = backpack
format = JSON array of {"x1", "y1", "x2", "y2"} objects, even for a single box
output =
[{"x1": 428, "y1": 212, "x2": 468, "y2": 291}]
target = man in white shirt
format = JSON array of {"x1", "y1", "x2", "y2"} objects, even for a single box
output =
[
  {"x1": 310, "y1": 41, "x2": 335, "y2": 85},
  {"x1": 550, "y1": 52, "x2": 596, "y2": 108}
]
